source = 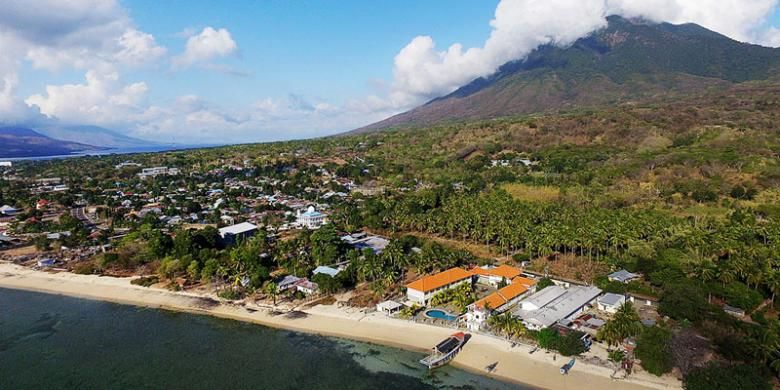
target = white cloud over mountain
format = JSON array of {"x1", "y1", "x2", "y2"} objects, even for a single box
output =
[{"x1": 387, "y1": 0, "x2": 780, "y2": 105}]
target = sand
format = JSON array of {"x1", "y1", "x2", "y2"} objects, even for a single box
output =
[{"x1": 0, "y1": 262, "x2": 681, "y2": 390}]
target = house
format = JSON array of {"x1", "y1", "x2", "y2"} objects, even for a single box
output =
[
  {"x1": 627, "y1": 292, "x2": 659, "y2": 307},
  {"x1": 466, "y1": 278, "x2": 534, "y2": 331},
  {"x1": 278, "y1": 275, "x2": 302, "y2": 291},
  {"x1": 218, "y1": 222, "x2": 258, "y2": 245},
  {"x1": 724, "y1": 304, "x2": 746, "y2": 318},
  {"x1": 608, "y1": 269, "x2": 641, "y2": 284},
  {"x1": 0, "y1": 205, "x2": 18, "y2": 215},
  {"x1": 341, "y1": 233, "x2": 389, "y2": 254},
  {"x1": 294, "y1": 278, "x2": 319, "y2": 295},
  {"x1": 138, "y1": 167, "x2": 179, "y2": 179},
  {"x1": 296, "y1": 206, "x2": 326, "y2": 229},
  {"x1": 596, "y1": 293, "x2": 626, "y2": 313},
  {"x1": 472, "y1": 265, "x2": 522, "y2": 287},
  {"x1": 405, "y1": 267, "x2": 474, "y2": 305},
  {"x1": 312, "y1": 266, "x2": 340, "y2": 278},
  {"x1": 0, "y1": 161, "x2": 12, "y2": 167},
  {"x1": 36, "y1": 199, "x2": 50, "y2": 210},
  {"x1": 513, "y1": 286, "x2": 602, "y2": 330},
  {"x1": 376, "y1": 300, "x2": 404, "y2": 316}
]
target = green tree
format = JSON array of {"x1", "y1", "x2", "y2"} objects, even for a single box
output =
[
  {"x1": 598, "y1": 302, "x2": 643, "y2": 347},
  {"x1": 683, "y1": 364, "x2": 770, "y2": 390},
  {"x1": 635, "y1": 326, "x2": 673, "y2": 376},
  {"x1": 265, "y1": 281, "x2": 279, "y2": 306}
]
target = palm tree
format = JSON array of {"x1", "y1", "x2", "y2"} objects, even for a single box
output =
[
  {"x1": 598, "y1": 302, "x2": 642, "y2": 347},
  {"x1": 265, "y1": 282, "x2": 279, "y2": 306}
]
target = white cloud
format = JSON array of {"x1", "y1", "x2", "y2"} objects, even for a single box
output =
[
  {"x1": 172, "y1": 27, "x2": 238, "y2": 69},
  {"x1": 25, "y1": 70, "x2": 148, "y2": 126},
  {"x1": 116, "y1": 29, "x2": 167, "y2": 66},
  {"x1": 386, "y1": 0, "x2": 780, "y2": 107}
]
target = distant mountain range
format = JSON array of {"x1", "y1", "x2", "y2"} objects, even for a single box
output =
[
  {"x1": 36, "y1": 125, "x2": 157, "y2": 148},
  {"x1": 355, "y1": 16, "x2": 780, "y2": 133},
  {"x1": 0, "y1": 124, "x2": 160, "y2": 158},
  {"x1": 0, "y1": 127, "x2": 101, "y2": 158}
]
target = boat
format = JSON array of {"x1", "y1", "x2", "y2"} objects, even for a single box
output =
[
  {"x1": 560, "y1": 358, "x2": 576, "y2": 375},
  {"x1": 420, "y1": 332, "x2": 468, "y2": 369}
]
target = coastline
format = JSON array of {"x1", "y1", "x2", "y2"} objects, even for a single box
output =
[{"x1": 0, "y1": 262, "x2": 680, "y2": 390}]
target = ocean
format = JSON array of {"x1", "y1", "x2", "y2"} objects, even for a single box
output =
[
  {"x1": 3, "y1": 144, "x2": 222, "y2": 162},
  {"x1": 0, "y1": 288, "x2": 525, "y2": 389}
]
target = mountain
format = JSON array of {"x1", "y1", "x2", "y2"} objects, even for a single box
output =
[
  {"x1": 0, "y1": 127, "x2": 100, "y2": 158},
  {"x1": 36, "y1": 125, "x2": 157, "y2": 148},
  {"x1": 356, "y1": 16, "x2": 780, "y2": 133}
]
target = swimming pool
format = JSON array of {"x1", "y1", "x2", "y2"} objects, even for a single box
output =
[{"x1": 425, "y1": 309, "x2": 458, "y2": 321}]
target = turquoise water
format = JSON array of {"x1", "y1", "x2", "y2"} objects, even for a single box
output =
[
  {"x1": 425, "y1": 309, "x2": 458, "y2": 321},
  {"x1": 0, "y1": 288, "x2": 527, "y2": 389}
]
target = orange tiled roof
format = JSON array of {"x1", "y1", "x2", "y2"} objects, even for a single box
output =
[
  {"x1": 406, "y1": 267, "x2": 473, "y2": 293},
  {"x1": 474, "y1": 282, "x2": 529, "y2": 310},
  {"x1": 472, "y1": 265, "x2": 522, "y2": 279},
  {"x1": 511, "y1": 276, "x2": 537, "y2": 288}
]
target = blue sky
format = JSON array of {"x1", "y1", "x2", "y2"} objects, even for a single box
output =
[{"x1": 1, "y1": 0, "x2": 779, "y2": 144}]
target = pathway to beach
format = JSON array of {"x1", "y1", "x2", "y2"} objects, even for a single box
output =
[{"x1": 0, "y1": 262, "x2": 680, "y2": 390}]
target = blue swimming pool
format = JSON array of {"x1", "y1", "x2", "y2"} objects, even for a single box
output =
[{"x1": 425, "y1": 309, "x2": 458, "y2": 321}]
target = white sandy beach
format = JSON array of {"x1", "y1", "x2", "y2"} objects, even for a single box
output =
[{"x1": 0, "y1": 262, "x2": 680, "y2": 390}]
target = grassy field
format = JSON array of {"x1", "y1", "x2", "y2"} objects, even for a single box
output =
[{"x1": 501, "y1": 183, "x2": 561, "y2": 203}]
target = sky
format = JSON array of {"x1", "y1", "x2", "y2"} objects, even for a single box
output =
[{"x1": 1, "y1": 0, "x2": 779, "y2": 145}]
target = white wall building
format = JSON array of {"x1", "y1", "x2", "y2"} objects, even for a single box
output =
[
  {"x1": 405, "y1": 268, "x2": 473, "y2": 306},
  {"x1": 596, "y1": 293, "x2": 626, "y2": 314},
  {"x1": 296, "y1": 206, "x2": 326, "y2": 229}
]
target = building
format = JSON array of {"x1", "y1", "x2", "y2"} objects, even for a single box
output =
[
  {"x1": 312, "y1": 265, "x2": 341, "y2": 278},
  {"x1": 0, "y1": 161, "x2": 11, "y2": 167},
  {"x1": 218, "y1": 222, "x2": 258, "y2": 245},
  {"x1": 278, "y1": 275, "x2": 302, "y2": 291},
  {"x1": 466, "y1": 277, "x2": 535, "y2": 331},
  {"x1": 472, "y1": 265, "x2": 522, "y2": 287},
  {"x1": 724, "y1": 304, "x2": 746, "y2": 318},
  {"x1": 341, "y1": 232, "x2": 389, "y2": 253},
  {"x1": 513, "y1": 286, "x2": 602, "y2": 330},
  {"x1": 608, "y1": 269, "x2": 641, "y2": 284},
  {"x1": 294, "y1": 279, "x2": 319, "y2": 295},
  {"x1": 376, "y1": 300, "x2": 404, "y2": 316},
  {"x1": 405, "y1": 267, "x2": 474, "y2": 305},
  {"x1": 138, "y1": 167, "x2": 179, "y2": 179},
  {"x1": 296, "y1": 206, "x2": 326, "y2": 229},
  {"x1": 596, "y1": 293, "x2": 626, "y2": 313}
]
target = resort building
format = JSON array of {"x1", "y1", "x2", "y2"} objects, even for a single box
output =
[
  {"x1": 471, "y1": 265, "x2": 522, "y2": 287},
  {"x1": 513, "y1": 285, "x2": 602, "y2": 330},
  {"x1": 0, "y1": 161, "x2": 11, "y2": 167},
  {"x1": 296, "y1": 206, "x2": 327, "y2": 229},
  {"x1": 406, "y1": 267, "x2": 474, "y2": 305},
  {"x1": 596, "y1": 293, "x2": 626, "y2": 313},
  {"x1": 138, "y1": 166, "x2": 179, "y2": 179},
  {"x1": 278, "y1": 275, "x2": 302, "y2": 291},
  {"x1": 466, "y1": 276, "x2": 536, "y2": 331},
  {"x1": 218, "y1": 222, "x2": 258, "y2": 245}
]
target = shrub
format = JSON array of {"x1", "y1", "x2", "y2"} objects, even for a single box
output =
[
  {"x1": 131, "y1": 275, "x2": 159, "y2": 287},
  {"x1": 635, "y1": 326, "x2": 673, "y2": 376},
  {"x1": 683, "y1": 364, "x2": 770, "y2": 390}
]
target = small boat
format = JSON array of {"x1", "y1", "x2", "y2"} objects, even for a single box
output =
[
  {"x1": 529, "y1": 346, "x2": 539, "y2": 354},
  {"x1": 420, "y1": 332, "x2": 467, "y2": 369},
  {"x1": 560, "y1": 358, "x2": 576, "y2": 375}
]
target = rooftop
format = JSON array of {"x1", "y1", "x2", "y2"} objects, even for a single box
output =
[
  {"x1": 406, "y1": 267, "x2": 473, "y2": 293},
  {"x1": 474, "y1": 281, "x2": 529, "y2": 310},
  {"x1": 515, "y1": 286, "x2": 603, "y2": 329},
  {"x1": 598, "y1": 292, "x2": 625, "y2": 307},
  {"x1": 218, "y1": 222, "x2": 258, "y2": 236},
  {"x1": 472, "y1": 264, "x2": 522, "y2": 279},
  {"x1": 608, "y1": 269, "x2": 640, "y2": 283}
]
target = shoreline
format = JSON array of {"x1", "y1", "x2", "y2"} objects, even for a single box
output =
[{"x1": 0, "y1": 263, "x2": 680, "y2": 390}]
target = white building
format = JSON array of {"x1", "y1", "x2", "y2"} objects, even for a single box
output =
[
  {"x1": 596, "y1": 293, "x2": 626, "y2": 314},
  {"x1": 0, "y1": 161, "x2": 12, "y2": 167},
  {"x1": 405, "y1": 267, "x2": 473, "y2": 305},
  {"x1": 376, "y1": 300, "x2": 404, "y2": 316},
  {"x1": 138, "y1": 167, "x2": 179, "y2": 179},
  {"x1": 296, "y1": 206, "x2": 326, "y2": 229},
  {"x1": 513, "y1": 286, "x2": 602, "y2": 330},
  {"x1": 0, "y1": 205, "x2": 19, "y2": 216},
  {"x1": 608, "y1": 269, "x2": 641, "y2": 284}
]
